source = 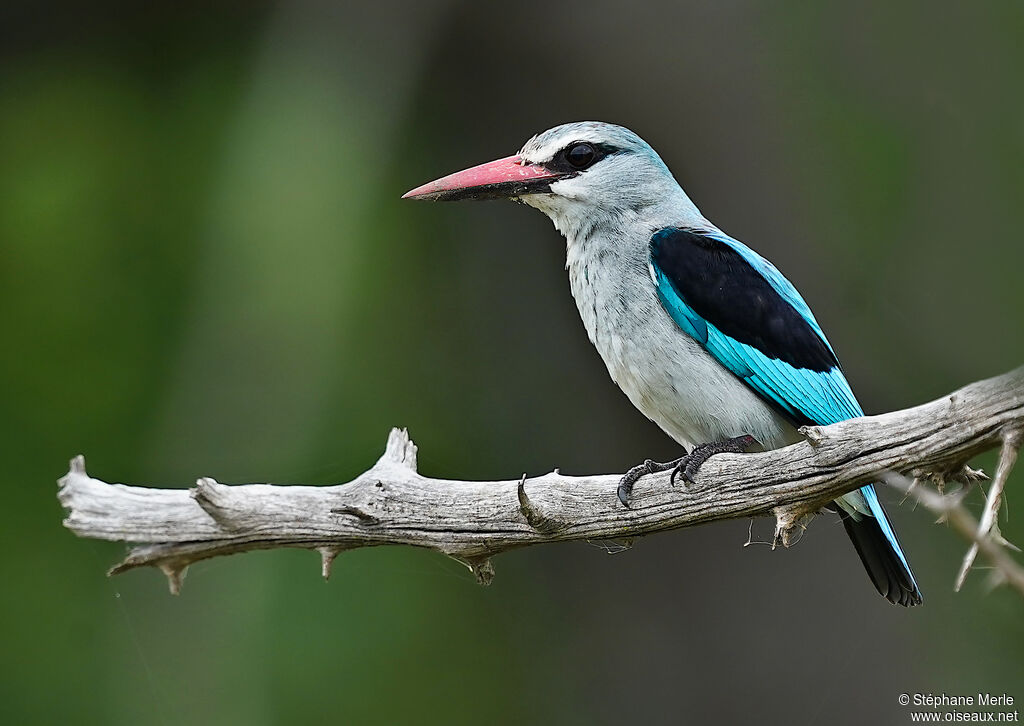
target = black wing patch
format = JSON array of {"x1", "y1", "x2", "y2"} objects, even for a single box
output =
[{"x1": 650, "y1": 228, "x2": 838, "y2": 373}]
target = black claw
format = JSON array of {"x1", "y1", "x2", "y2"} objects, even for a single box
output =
[
  {"x1": 616, "y1": 457, "x2": 683, "y2": 507},
  {"x1": 616, "y1": 437, "x2": 756, "y2": 505},
  {"x1": 671, "y1": 435, "x2": 758, "y2": 486},
  {"x1": 617, "y1": 483, "x2": 632, "y2": 509},
  {"x1": 617, "y1": 459, "x2": 652, "y2": 507}
]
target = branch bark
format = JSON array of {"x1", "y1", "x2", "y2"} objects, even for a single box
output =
[{"x1": 58, "y1": 366, "x2": 1024, "y2": 594}]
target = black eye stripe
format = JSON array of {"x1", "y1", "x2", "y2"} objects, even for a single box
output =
[{"x1": 543, "y1": 141, "x2": 620, "y2": 175}]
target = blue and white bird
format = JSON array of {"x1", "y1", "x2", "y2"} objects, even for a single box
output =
[{"x1": 404, "y1": 121, "x2": 922, "y2": 606}]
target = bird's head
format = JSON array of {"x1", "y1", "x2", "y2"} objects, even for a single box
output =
[{"x1": 403, "y1": 122, "x2": 701, "y2": 237}]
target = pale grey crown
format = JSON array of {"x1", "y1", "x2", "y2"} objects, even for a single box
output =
[{"x1": 519, "y1": 121, "x2": 659, "y2": 167}]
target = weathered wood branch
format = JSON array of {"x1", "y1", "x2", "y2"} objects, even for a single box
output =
[
  {"x1": 883, "y1": 472, "x2": 1024, "y2": 597},
  {"x1": 953, "y1": 428, "x2": 1022, "y2": 590},
  {"x1": 58, "y1": 366, "x2": 1024, "y2": 594}
]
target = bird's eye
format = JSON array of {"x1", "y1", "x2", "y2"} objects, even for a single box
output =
[{"x1": 564, "y1": 142, "x2": 597, "y2": 169}]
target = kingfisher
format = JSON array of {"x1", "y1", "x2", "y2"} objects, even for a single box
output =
[{"x1": 403, "y1": 121, "x2": 922, "y2": 606}]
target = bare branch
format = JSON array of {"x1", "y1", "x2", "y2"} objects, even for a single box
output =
[
  {"x1": 58, "y1": 367, "x2": 1024, "y2": 594},
  {"x1": 884, "y1": 472, "x2": 1024, "y2": 597},
  {"x1": 954, "y1": 428, "x2": 1023, "y2": 590}
]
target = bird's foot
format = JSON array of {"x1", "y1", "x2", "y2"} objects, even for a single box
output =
[
  {"x1": 670, "y1": 435, "x2": 758, "y2": 486},
  {"x1": 617, "y1": 457, "x2": 684, "y2": 508}
]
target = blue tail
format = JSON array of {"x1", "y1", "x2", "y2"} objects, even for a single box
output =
[{"x1": 838, "y1": 485, "x2": 922, "y2": 606}]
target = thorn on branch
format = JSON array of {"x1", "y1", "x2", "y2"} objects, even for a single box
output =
[
  {"x1": 798, "y1": 425, "x2": 826, "y2": 448},
  {"x1": 991, "y1": 522, "x2": 1021, "y2": 553},
  {"x1": 453, "y1": 556, "x2": 495, "y2": 585},
  {"x1": 772, "y1": 503, "x2": 817, "y2": 548},
  {"x1": 191, "y1": 477, "x2": 243, "y2": 530},
  {"x1": 378, "y1": 428, "x2": 418, "y2": 471},
  {"x1": 318, "y1": 546, "x2": 343, "y2": 580},
  {"x1": 57, "y1": 456, "x2": 89, "y2": 512},
  {"x1": 69, "y1": 454, "x2": 87, "y2": 476},
  {"x1": 517, "y1": 475, "x2": 566, "y2": 533},
  {"x1": 159, "y1": 562, "x2": 188, "y2": 595},
  {"x1": 959, "y1": 465, "x2": 988, "y2": 484}
]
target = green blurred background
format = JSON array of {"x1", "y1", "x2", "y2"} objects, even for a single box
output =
[{"x1": 3, "y1": 1, "x2": 1023, "y2": 724}]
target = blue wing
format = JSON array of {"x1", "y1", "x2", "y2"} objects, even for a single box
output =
[
  {"x1": 649, "y1": 227, "x2": 861, "y2": 428},
  {"x1": 650, "y1": 227, "x2": 921, "y2": 605}
]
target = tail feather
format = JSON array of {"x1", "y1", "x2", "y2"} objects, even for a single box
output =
[{"x1": 838, "y1": 485, "x2": 923, "y2": 607}]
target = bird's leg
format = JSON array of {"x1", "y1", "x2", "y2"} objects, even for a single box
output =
[
  {"x1": 670, "y1": 434, "x2": 758, "y2": 486},
  {"x1": 616, "y1": 435, "x2": 759, "y2": 506},
  {"x1": 617, "y1": 457, "x2": 684, "y2": 507}
]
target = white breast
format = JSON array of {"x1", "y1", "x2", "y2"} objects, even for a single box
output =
[{"x1": 564, "y1": 231, "x2": 797, "y2": 451}]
